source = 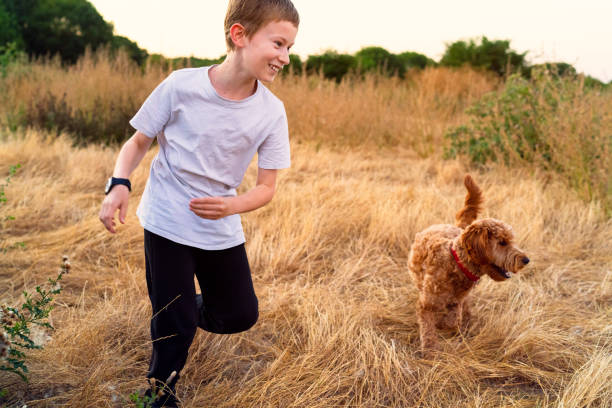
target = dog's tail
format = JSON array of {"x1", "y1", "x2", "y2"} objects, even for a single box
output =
[{"x1": 455, "y1": 174, "x2": 483, "y2": 229}]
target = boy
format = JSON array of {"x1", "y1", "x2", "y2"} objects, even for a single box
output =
[{"x1": 99, "y1": 1, "x2": 299, "y2": 406}]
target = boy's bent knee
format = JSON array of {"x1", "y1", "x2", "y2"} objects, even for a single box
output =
[
  {"x1": 226, "y1": 307, "x2": 259, "y2": 333},
  {"x1": 221, "y1": 298, "x2": 259, "y2": 333}
]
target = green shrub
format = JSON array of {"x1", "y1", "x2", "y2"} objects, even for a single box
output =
[
  {"x1": 397, "y1": 51, "x2": 436, "y2": 70},
  {"x1": 306, "y1": 50, "x2": 357, "y2": 82},
  {"x1": 111, "y1": 35, "x2": 148, "y2": 67},
  {"x1": 8, "y1": 0, "x2": 113, "y2": 64},
  {"x1": 444, "y1": 74, "x2": 552, "y2": 166},
  {"x1": 524, "y1": 62, "x2": 577, "y2": 79},
  {"x1": 440, "y1": 36, "x2": 526, "y2": 77},
  {"x1": 282, "y1": 54, "x2": 302, "y2": 75},
  {"x1": 1, "y1": 259, "x2": 67, "y2": 382},
  {"x1": 0, "y1": 41, "x2": 27, "y2": 78},
  {"x1": 0, "y1": 2, "x2": 22, "y2": 48},
  {"x1": 354, "y1": 46, "x2": 405, "y2": 77},
  {"x1": 445, "y1": 70, "x2": 611, "y2": 211}
]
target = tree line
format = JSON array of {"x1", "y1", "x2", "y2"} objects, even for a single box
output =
[
  {"x1": 0, "y1": 0, "x2": 146, "y2": 65},
  {"x1": 0, "y1": 0, "x2": 607, "y2": 87}
]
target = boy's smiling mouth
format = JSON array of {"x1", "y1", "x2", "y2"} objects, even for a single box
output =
[{"x1": 269, "y1": 64, "x2": 281, "y2": 72}]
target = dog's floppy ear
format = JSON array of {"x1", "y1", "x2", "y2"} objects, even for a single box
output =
[{"x1": 461, "y1": 223, "x2": 489, "y2": 265}]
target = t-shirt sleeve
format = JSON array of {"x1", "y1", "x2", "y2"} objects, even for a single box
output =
[
  {"x1": 129, "y1": 72, "x2": 174, "y2": 138},
  {"x1": 257, "y1": 108, "x2": 291, "y2": 169}
]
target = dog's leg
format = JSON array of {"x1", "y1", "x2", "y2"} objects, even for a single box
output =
[
  {"x1": 438, "y1": 302, "x2": 460, "y2": 330},
  {"x1": 459, "y1": 299, "x2": 471, "y2": 330},
  {"x1": 417, "y1": 300, "x2": 440, "y2": 352}
]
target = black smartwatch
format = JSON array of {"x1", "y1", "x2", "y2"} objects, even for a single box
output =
[{"x1": 105, "y1": 177, "x2": 131, "y2": 195}]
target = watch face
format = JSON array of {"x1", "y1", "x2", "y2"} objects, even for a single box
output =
[{"x1": 105, "y1": 178, "x2": 112, "y2": 194}]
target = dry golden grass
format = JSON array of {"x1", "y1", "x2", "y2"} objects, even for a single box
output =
[
  {"x1": 0, "y1": 50, "x2": 498, "y2": 152},
  {"x1": 1, "y1": 129, "x2": 610, "y2": 407},
  {"x1": 0, "y1": 49, "x2": 168, "y2": 119},
  {"x1": 271, "y1": 67, "x2": 498, "y2": 154}
]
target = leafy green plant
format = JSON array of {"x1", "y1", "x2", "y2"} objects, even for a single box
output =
[
  {"x1": 0, "y1": 257, "x2": 69, "y2": 382},
  {"x1": 445, "y1": 69, "x2": 611, "y2": 211},
  {"x1": 127, "y1": 371, "x2": 177, "y2": 407},
  {"x1": 306, "y1": 50, "x2": 357, "y2": 83},
  {"x1": 0, "y1": 3, "x2": 22, "y2": 48},
  {"x1": 128, "y1": 391, "x2": 157, "y2": 408},
  {"x1": 444, "y1": 74, "x2": 552, "y2": 166},
  {"x1": 110, "y1": 35, "x2": 148, "y2": 66},
  {"x1": 0, "y1": 41, "x2": 26, "y2": 78},
  {"x1": 280, "y1": 54, "x2": 303, "y2": 76},
  {"x1": 440, "y1": 36, "x2": 526, "y2": 77},
  {"x1": 7, "y1": 0, "x2": 113, "y2": 64},
  {"x1": 397, "y1": 51, "x2": 436, "y2": 70},
  {"x1": 354, "y1": 46, "x2": 405, "y2": 78}
]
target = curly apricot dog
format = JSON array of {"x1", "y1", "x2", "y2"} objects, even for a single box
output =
[{"x1": 408, "y1": 175, "x2": 530, "y2": 351}]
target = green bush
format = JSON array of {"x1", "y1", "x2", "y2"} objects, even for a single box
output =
[
  {"x1": 397, "y1": 51, "x2": 436, "y2": 70},
  {"x1": 0, "y1": 2, "x2": 22, "y2": 47},
  {"x1": 525, "y1": 62, "x2": 576, "y2": 78},
  {"x1": 3, "y1": 0, "x2": 113, "y2": 64},
  {"x1": 354, "y1": 46, "x2": 405, "y2": 77},
  {"x1": 0, "y1": 41, "x2": 26, "y2": 78},
  {"x1": 444, "y1": 74, "x2": 551, "y2": 166},
  {"x1": 445, "y1": 70, "x2": 611, "y2": 210},
  {"x1": 440, "y1": 36, "x2": 526, "y2": 77},
  {"x1": 306, "y1": 50, "x2": 357, "y2": 82},
  {"x1": 111, "y1": 35, "x2": 148, "y2": 67},
  {"x1": 282, "y1": 54, "x2": 302, "y2": 75},
  {"x1": 1, "y1": 262, "x2": 66, "y2": 382}
]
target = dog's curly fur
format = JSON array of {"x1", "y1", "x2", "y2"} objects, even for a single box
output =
[{"x1": 408, "y1": 175, "x2": 530, "y2": 351}]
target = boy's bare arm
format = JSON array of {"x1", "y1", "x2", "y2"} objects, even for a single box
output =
[
  {"x1": 189, "y1": 168, "x2": 277, "y2": 220},
  {"x1": 99, "y1": 131, "x2": 154, "y2": 233}
]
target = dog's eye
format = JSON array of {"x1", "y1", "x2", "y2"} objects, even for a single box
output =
[{"x1": 499, "y1": 240, "x2": 507, "y2": 246}]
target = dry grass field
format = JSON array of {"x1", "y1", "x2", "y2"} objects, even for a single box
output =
[{"x1": 0, "y1": 54, "x2": 611, "y2": 407}]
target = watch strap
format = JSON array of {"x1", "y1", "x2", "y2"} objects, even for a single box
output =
[{"x1": 105, "y1": 177, "x2": 131, "y2": 194}]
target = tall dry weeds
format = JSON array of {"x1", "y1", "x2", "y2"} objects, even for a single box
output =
[
  {"x1": 0, "y1": 131, "x2": 610, "y2": 407},
  {"x1": 270, "y1": 67, "x2": 499, "y2": 154},
  {"x1": 0, "y1": 48, "x2": 499, "y2": 151}
]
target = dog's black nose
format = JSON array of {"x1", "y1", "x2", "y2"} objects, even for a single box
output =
[{"x1": 522, "y1": 257, "x2": 530, "y2": 265}]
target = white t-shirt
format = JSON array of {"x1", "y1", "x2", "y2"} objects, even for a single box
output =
[{"x1": 129, "y1": 67, "x2": 291, "y2": 250}]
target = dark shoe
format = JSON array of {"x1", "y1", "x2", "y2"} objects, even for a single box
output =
[
  {"x1": 143, "y1": 387, "x2": 179, "y2": 408},
  {"x1": 143, "y1": 378, "x2": 180, "y2": 408}
]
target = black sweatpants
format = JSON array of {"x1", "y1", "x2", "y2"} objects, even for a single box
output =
[{"x1": 143, "y1": 229, "x2": 258, "y2": 386}]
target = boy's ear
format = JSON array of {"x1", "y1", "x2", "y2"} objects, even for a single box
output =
[{"x1": 230, "y1": 23, "x2": 247, "y2": 48}]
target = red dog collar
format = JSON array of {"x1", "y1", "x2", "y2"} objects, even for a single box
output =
[{"x1": 451, "y1": 246, "x2": 480, "y2": 282}]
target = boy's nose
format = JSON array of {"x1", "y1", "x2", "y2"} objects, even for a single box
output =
[{"x1": 279, "y1": 49, "x2": 290, "y2": 65}]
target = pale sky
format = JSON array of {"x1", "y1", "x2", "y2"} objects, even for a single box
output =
[{"x1": 90, "y1": 0, "x2": 612, "y2": 82}]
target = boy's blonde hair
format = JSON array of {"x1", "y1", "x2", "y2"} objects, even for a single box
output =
[{"x1": 224, "y1": 0, "x2": 299, "y2": 51}]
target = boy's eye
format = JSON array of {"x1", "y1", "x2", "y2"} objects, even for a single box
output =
[{"x1": 274, "y1": 41, "x2": 282, "y2": 47}]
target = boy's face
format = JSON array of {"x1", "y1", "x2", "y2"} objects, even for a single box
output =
[{"x1": 241, "y1": 20, "x2": 298, "y2": 82}]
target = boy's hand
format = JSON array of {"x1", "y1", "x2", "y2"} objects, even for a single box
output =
[
  {"x1": 189, "y1": 196, "x2": 234, "y2": 220},
  {"x1": 99, "y1": 186, "x2": 130, "y2": 233}
]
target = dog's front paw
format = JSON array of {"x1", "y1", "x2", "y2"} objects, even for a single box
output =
[{"x1": 419, "y1": 339, "x2": 440, "y2": 358}]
